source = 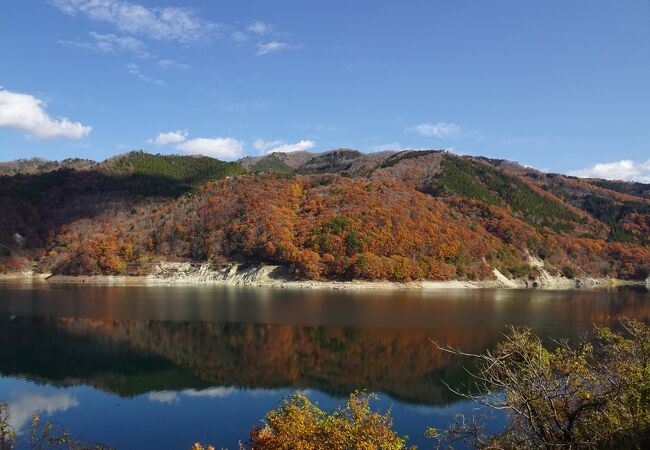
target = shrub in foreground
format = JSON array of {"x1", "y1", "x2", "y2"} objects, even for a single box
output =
[
  {"x1": 246, "y1": 391, "x2": 410, "y2": 450},
  {"x1": 432, "y1": 319, "x2": 650, "y2": 449},
  {"x1": 192, "y1": 392, "x2": 411, "y2": 450}
]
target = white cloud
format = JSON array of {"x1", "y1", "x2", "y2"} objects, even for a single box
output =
[
  {"x1": 406, "y1": 122, "x2": 461, "y2": 139},
  {"x1": 51, "y1": 0, "x2": 218, "y2": 43},
  {"x1": 149, "y1": 130, "x2": 245, "y2": 159},
  {"x1": 257, "y1": 41, "x2": 291, "y2": 55},
  {"x1": 126, "y1": 62, "x2": 165, "y2": 85},
  {"x1": 148, "y1": 130, "x2": 187, "y2": 146},
  {"x1": 7, "y1": 392, "x2": 79, "y2": 431},
  {"x1": 254, "y1": 139, "x2": 316, "y2": 154},
  {"x1": 569, "y1": 159, "x2": 650, "y2": 183},
  {"x1": 270, "y1": 140, "x2": 315, "y2": 153},
  {"x1": 247, "y1": 21, "x2": 272, "y2": 35},
  {"x1": 0, "y1": 88, "x2": 91, "y2": 140},
  {"x1": 177, "y1": 137, "x2": 244, "y2": 159},
  {"x1": 92, "y1": 31, "x2": 146, "y2": 52}
]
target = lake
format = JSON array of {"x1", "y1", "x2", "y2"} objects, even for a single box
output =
[{"x1": 1, "y1": 282, "x2": 649, "y2": 448}]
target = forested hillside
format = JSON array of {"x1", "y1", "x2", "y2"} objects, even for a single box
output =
[{"x1": 1, "y1": 150, "x2": 648, "y2": 282}]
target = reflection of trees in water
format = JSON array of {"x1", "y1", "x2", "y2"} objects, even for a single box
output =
[
  {"x1": 94, "y1": 320, "x2": 499, "y2": 404},
  {"x1": 0, "y1": 316, "x2": 493, "y2": 404},
  {"x1": 1, "y1": 291, "x2": 649, "y2": 406},
  {"x1": 0, "y1": 316, "x2": 213, "y2": 396}
]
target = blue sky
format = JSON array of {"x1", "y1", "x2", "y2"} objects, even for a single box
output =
[{"x1": 0, "y1": 0, "x2": 649, "y2": 180}]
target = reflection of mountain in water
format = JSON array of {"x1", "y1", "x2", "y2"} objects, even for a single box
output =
[
  {"x1": 1, "y1": 287, "x2": 649, "y2": 406},
  {"x1": 0, "y1": 316, "x2": 213, "y2": 395},
  {"x1": 0, "y1": 316, "x2": 494, "y2": 404}
]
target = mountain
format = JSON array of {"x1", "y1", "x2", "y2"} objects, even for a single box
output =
[
  {"x1": 239, "y1": 151, "x2": 315, "y2": 172},
  {"x1": 238, "y1": 149, "x2": 397, "y2": 176},
  {"x1": 1, "y1": 150, "x2": 648, "y2": 282}
]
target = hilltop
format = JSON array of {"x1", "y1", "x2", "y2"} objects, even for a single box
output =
[{"x1": 1, "y1": 149, "x2": 648, "y2": 285}]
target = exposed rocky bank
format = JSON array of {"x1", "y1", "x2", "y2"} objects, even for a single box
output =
[{"x1": 4, "y1": 259, "x2": 646, "y2": 291}]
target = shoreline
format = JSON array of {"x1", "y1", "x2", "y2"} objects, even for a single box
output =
[{"x1": 1, "y1": 262, "x2": 647, "y2": 291}]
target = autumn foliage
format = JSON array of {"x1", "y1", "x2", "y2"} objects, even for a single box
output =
[
  {"x1": 244, "y1": 392, "x2": 410, "y2": 450},
  {"x1": 1, "y1": 151, "x2": 649, "y2": 281}
]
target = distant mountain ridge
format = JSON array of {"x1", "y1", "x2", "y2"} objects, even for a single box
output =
[
  {"x1": 1, "y1": 149, "x2": 648, "y2": 282},
  {"x1": 239, "y1": 150, "x2": 316, "y2": 172},
  {"x1": 0, "y1": 157, "x2": 96, "y2": 175}
]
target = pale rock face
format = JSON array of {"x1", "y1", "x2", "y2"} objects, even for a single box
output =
[
  {"x1": 37, "y1": 260, "x2": 645, "y2": 290},
  {"x1": 524, "y1": 253, "x2": 576, "y2": 288},
  {"x1": 145, "y1": 262, "x2": 281, "y2": 286},
  {"x1": 492, "y1": 268, "x2": 520, "y2": 288}
]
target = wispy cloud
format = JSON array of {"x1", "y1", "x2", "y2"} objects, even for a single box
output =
[
  {"x1": 247, "y1": 21, "x2": 272, "y2": 35},
  {"x1": 230, "y1": 21, "x2": 275, "y2": 44},
  {"x1": 59, "y1": 31, "x2": 189, "y2": 87},
  {"x1": 257, "y1": 41, "x2": 291, "y2": 55},
  {"x1": 59, "y1": 31, "x2": 150, "y2": 58},
  {"x1": 53, "y1": 3, "x2": 298, "y2": 59},
  {"x1": 0, "y1": 88, "x2": 91, "y2": 139},
  {"x1": 253, "y1": 139, "x2": 283, "y2": 153},
  {"x1": 569, "y1": 159, "x2": 650, "y2": 182},
  {"x1": 406, "y1": 122, "x2": 461, "y2": 139},
  {"x1": 51, "y1": 0, "x2": 218, "y2": 43},
  {"x1": 229, "y1": 21, "x2": 300, "y2": 55},
  {"x1": 126, "y1": 62, "x2": 165, "y2": 85},
  {"x1": 254, "y1": 139, "x2": 316, "y2": 154}
]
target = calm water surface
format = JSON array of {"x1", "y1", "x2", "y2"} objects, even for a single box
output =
[{"x1": 0, "y1": 282, "x2": 648, "y2": 448}]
